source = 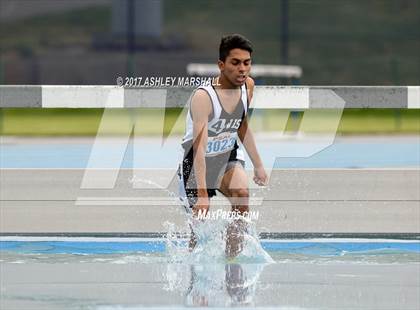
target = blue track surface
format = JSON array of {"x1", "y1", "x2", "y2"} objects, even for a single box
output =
[
  {"x1": 1, "y1": 139, "x2": 419, "y2": 168},
  {"x1": 1, "y1": 240, "x2": 419, "y2": 255}
]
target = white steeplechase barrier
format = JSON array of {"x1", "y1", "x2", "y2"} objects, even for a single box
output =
[{"x1": 0, "y1": 85, "x2": 419, "y2": 108}]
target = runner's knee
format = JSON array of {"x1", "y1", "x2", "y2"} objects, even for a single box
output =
[
  {"x1": 230, "y1": 188, "x2": 249, "y2": 198},
  {"x1": 231, "y1": 204, "x2": 249, "y2": 214}
]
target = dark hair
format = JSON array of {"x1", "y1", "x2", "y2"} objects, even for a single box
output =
[{"x1": 219, "y1": 34, "x2": 253, "y2": 61}]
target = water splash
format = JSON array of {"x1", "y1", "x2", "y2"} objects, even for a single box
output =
[
  {"x1": 129, "y1": 175, "x2": 179, "y2": 202},
  {"x1": 163, "y1": 220, "x2": 191, "y2": 263},
  {"x1": 131, "y1": 174, "x2": 274, "y2": 264},
  {"x1": 164, "y1": 212, "x2": 274, "y2": 264},
  {"x1": 129, "y1": 175, "x2": 187, "y2": 216},
  {"x1": 129, "y1": 175, "x2": 167, "y2": 190}
]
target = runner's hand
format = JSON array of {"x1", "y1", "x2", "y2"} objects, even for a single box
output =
[
  {"x1": 193, "y1": 192, "x2": 210, "y2": 216},
  {"x1": 253, "y1": 166, "x2": 268, "y2": 186}
]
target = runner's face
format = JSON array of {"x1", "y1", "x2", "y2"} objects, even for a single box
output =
[{"x1": 219, "y1": 48, "x2": 251, "y2": 87}]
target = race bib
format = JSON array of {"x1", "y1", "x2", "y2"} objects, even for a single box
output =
[{"x1": 206, "y1": 133, "x2": 237, "y2": 156}]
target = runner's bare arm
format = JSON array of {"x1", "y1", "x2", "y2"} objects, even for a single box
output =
[
  {"x1": 238, "y1": 78, "x2": 268, "y2": 185},
  {"x1": 191, "y1": 89, "x2": 212, "y2": 196}
]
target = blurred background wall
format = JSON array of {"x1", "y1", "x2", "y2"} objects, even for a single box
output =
[{"x1": 0, "y1": 0, "x2": 419, "y2": 86}]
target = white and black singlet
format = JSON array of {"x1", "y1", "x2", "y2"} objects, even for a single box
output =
[{"x1": 178, "y1": 83, "x2": 248, "y2": 209}]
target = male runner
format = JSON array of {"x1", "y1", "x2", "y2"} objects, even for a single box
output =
[{"x1": 178, "y1": 34, "x2": 267, "y2": 257}]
